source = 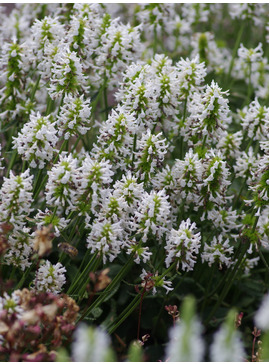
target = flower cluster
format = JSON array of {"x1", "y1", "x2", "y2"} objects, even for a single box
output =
[
  {"x1": 1, "y1": 3, "x2": 269, "y2": 362},
  {"x1": 13, "y1": 112, "x2": 58, "y2": 168}
]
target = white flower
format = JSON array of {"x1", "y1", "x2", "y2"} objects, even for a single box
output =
[
  {"x1": 97, "y1": 193, "x2": 128, "y2": 224},
  {"x1": 83, "y1": 11, "x2": 143, "y2": 89},
  {"x1": 165, "y1": 301, "x2": 204, "y2": 361},
  {"x1": 147, "y1": 54, "x2": 181, "y2": 128},
  {"x1": 92, "y1": 20, "x2": 143, "y2": 89},
  {"x1": 134, "y1": 129, "x2": 168, "y2": 183},
  {"x1": 255, "y1": 292, "x2": 269, "y2": 331},
  {"x1": 13, "y1": 112, "x2": 59, "y2": 168},
  {"x1": 0, "y1": 291, "x2": 24, "y2": 318},
  {"x1": 4, "y1": 227, "x2": 33, "y2": 271},
  {"x1": 125, "y1": 242, "x2": 152, "y2": 264},
  {"x1": 165, "y1": 219, "x2": 201, "y2": 271},
  {"x1": 48, "y1": 43, "x2": 89, "y2": 99},
  {"x1": 176, "y1": 55, "x2": 207, "y2": 99},
  {"x1": 34, "y1": 260, "x2": 66, "y2": 294},
  {"x1": 45, "y1": 153, "x2": 79, "y2": 214},
  {"x1": 56, "y1": 94, "x2": 91, "y2": 139},
  {"x1": 257, "y1": 208, "x2": 269, "y2": 250},
  {"x1": 76, "y1": 156, "x2": 114, "y2": 216},
  {"x1": 132, "y1": 189, "x2": 171, "y2": 242},
  {"x1": 0, "y1": 169, "x2": 33, "y2": 230},
  {"x1": 0, "y1": 38, "x2": 28, "y2": 121},
  {"x1": 249, "y1": 154, "x2": 269, "y2": 208},
  {"x1": 113, "y1": 172, "x2": 144, "y2": 213},
  {"x1": 172, "y1": 148, "x2": 203, "y2": 206},
  {"x1": 66, "y1": 12, "x2": 100, "y2": 67},
  {"x1": 216, "y1": 131, "x2": 243, "y2": 159},
  {"x1": 140, "y1": 269, "x2": 173, "y2": 295},
  {"x1": 233, "y1": 146, "x2": 258, "y2": 183},
  {"x1": 30, "y1": 16, "x2": 65, "y2": 62},
  {"x1": 86, "y1": 217, "x2": 124, "y2": 264},
  {"x1": 91, "y1": 106, "x2": 138, "y2": 170},
  {"x1": 116, "y1": 63, "x2": 157, "y2": 130},
  {"x1": 240, "y1": 98, "x2": 269, "y2": 141},
  {"x1": 200, "y1": 149, "x2": 231, "y2": 206},
  {"x1": 238, "y1": 43, "x2": 263, "y2": 64},
  {"x1": 229, "y1": 3, "x2": 266, "y2": 26},
  {"x1": 152, "y1": 165, "x2": 175, "y2": 194},
  {"x1": 0, "y1": 144, "x2": 4, "y2": 171},
  {"x1": 210, "y1": 311, "x2": 246, "y2": 361},
  {"x1": 184, "y1": 81, "x2": 231, "y2": 143},
  {"x1": 205, "y1": 207, "x2": 241, "y2": 234},
  {"x1": 136, "y1": 4, "x2": 176, "y2": 39},
  {"x1": 190, "y1": 32, "x2": 231, "y2": 74},
  {"x1": 201, "y1": 235, "x2": 234, "y2": 269},
  {"x1": 72, "y1": 324, "x2": 113, "y2": 362},
  {"x1": 242, "y1": 255, "x2": 260, "y2": 275},
  {"x1": 35, "y1": 208, "x2": 70, "y2": 237},
  {"x1": 181, "y1": 3, "x2": 209, "y2": 24}
]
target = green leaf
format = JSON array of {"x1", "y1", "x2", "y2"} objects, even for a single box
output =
[{"x1": 103, "y1": 282, "x2": 120, "y2": 302}]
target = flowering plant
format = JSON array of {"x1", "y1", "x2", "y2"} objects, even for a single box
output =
[{"x1": 1, "y1": 3, "x2": 269, "y2": 362}]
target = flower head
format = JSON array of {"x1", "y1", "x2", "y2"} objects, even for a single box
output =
[
  {"x1": 0, "y1": 291, "x2": 24, "y2": 317},
  {"x1": 132, "y1": 189, "x2": 171, "y2": 242},
  {"x1": 45, "y1": 153, "x2": 79, "y2": 214},
  {"x1": 57, "y1": 94, "x2": 91, "y2": 140},
  {"x1": 165, "y1": 219, "x2": 201, "y2": 271},
  {"x1": 13, "y1": 112, "x2": 58, "y2": 168},
  {"x1": 4, "y1": 227, "x2": 33, "y2": 270},
  {"x1": 91, "y1": 106, "x2": 138, "y2": 170},
  {"x1": 86, "y1": 218, "x2": 123, "y2": 264},
  {"x1": 48, "y1": 44, "x2": 89, "y2": 99},
  {"x1": 210, "y1": 310, "x2": 245, "y2": 361},
  {"x1": 134, "y1": 129, "x2": 168, "y2": 184},
  {"x1": 34, "y1": 260, "x2": 66, "y2": 294},
  {"x1": 0, "y1": 169, "x2": 33, "y2": 230},
  {"x1": 201, "y1": 234, "x2": 234, "y2": 269},
  {"x1": 255, "y1": 292, "x2": 269, "y2": 331},
  {"x1": 72, "y1": 324, "x2": 113, "y2": 362}
]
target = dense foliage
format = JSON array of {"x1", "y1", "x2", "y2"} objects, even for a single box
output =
[{"x1": 1, "y1": 3, "x2": 269, "y2": 361}]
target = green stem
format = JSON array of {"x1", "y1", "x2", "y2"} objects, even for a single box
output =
[
  {"x1": 9, "y1": 266, "x2": 17, "y2": 281},
  {"x1": 33, "y1": 168, "x2": 43, "y2": 199},
  {"x1": 79, "y1": 253, "x2": 135, "y2": 321},
  {"x1": 46, "y1": 96, "x2": 54, "y2": 116},
  {"x1": 103, "y1": 77, "x2": 109, "y2": 120},
  {"x1": 77, "y1": 255, "x2": 102, "y2": 304},
  {"x1": 33, "y1": 139, "x2": 67, "y2": 201},
  {"x1": 21, "y1": 160, "x2": 27, "y2": 173},
  {"x1": 15, "y1": 265, "x2": 32, "y2": 289},
  {"x1": 106, "y1": 262, "x2": 177, "y2": 334},
  {"x1": 71, "y1": 136, "x2": 81, "y2": 153},
  {"x1": 226, "y1": 21, "x2": 245, "y2": 85},
  {"x1": 246, "y1": 62, "x2": 252, "y2": 106},
  {"x1": 179, "y1": 98, "x2": 188, "y2": 160},
  {"x1": 204, "y1": 215, "x2": 259, "y2": 326},
  {"x1": 153, "y1": 25, "x2": 158, "y2": 54},
  {"x1": 232, "y1": 176, "x2": 248, "y2": 209},
  {"x1": 6, "y1": 150, "x2": 17, "y2": 177},
  {"x1": 259, "y1": 250, "x2": 269, "y2": 277},
  {"x1": 201, "y1": 264, "x2": 216, "y2": 315},
  {"x1": 67, "y1": 251, "x2": 99, "y2": 295},
  {"x1": 202, "y1": 134, "x2": 207, "y2": 149},
  {"x1": 131, "y1": 134, "x2": 137, "y2": 169},
  {"x1": 107, "y1": 293, "x2": 142, "y2": 334},
  {"x1": 30, "y1": 74, "x2": 41, "y2": 102},
  {"x1": 69, "y1": 215, "x2": 79, "y2": 242}
]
